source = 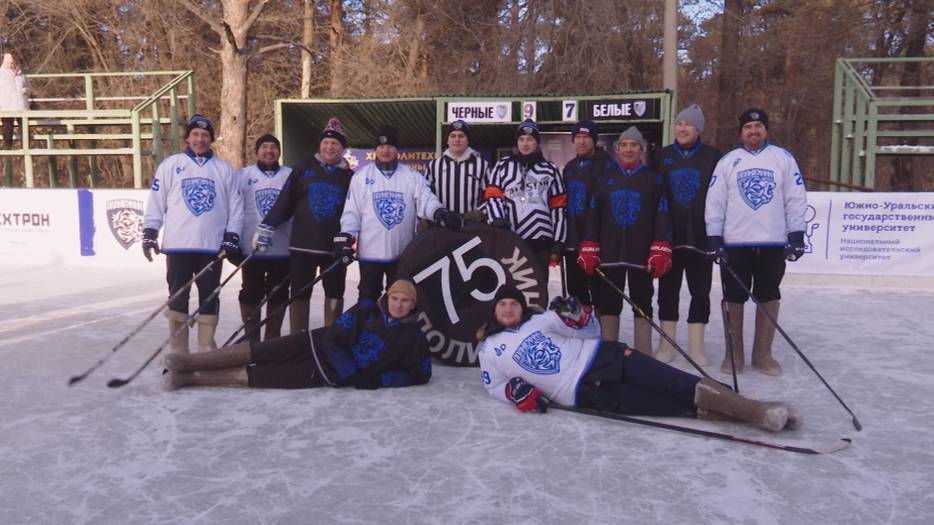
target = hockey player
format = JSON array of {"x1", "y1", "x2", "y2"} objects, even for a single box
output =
[
  {"x1": 425, "y1": 119, "x2": 490, "y2": 222},
  {"x1": 477, "y1": 285, "x2": 800, "y2": 432},
  {"x1": 577, "y1": 126, "x2": 672, "y2": 354},
  {"x1": 142, "y1": 114, "x2": 244, "y2": 353},
  {"x1": 705, "y1": 108, "x2": 808, "y2": 376},
  {"x1": 257, "y1": 118, "x2": 352, "y2": 331},
  {"x1": 236, "y1": 134, "x2": 292, "y2": 342},
  {"x1": 162, "y1": 280, "x2": 431, "y2": 391},
  {"x1": 336, "y1": 125, "x2": 463, "y2": 301},
  {"x1": 485, "y1": 119, "x2": 567, "y2": 276},
  {"x1": 653, "y1": 105, "x2": 723, "y2": 366},
  {"x1": 561, "y1": 120, "x2": 611, "y2": 306}
]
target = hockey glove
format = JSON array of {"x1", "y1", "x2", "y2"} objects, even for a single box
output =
[
  {"x1": 333, "y1": 232, "x2": 355, "y2": 264},
  {"x1": 221, "y1": 232, "x2": 243, "y2": 263},
  {"x1": 706, "y1": 236, "x2": 728, "y2": 264},
  {"x1": 506, "y1": 377, "x2": 550, "y2": 413},
  {"x1": 784, "y1": 231, "x2": 806, "y2": 262},
  {"x1": 646, "y1": 241, "x2": 673, "y2": 279},
  {"x1": 549, "y1": 296, "x2": 592, "y2": 329},
  {"x1": 463, "y1": 209, "x2": 487, "y2": 223},
  {"x1": 490, "y1": 217, "x2": 511, "y2": 230},
  {"x1": 142, "y1": 228, "x2": 160, "y2": 262},
  {"x1": 433, "y1": 208, "x2": 464, "y2": 230},
  {"x1": 550, "y1": 241, "x2": 565, "y2": 267},
  {"x1": 252, "y1": 223, "x2": 275, "y2": 254},
  {"x1": 576, "y1": 241, "x2": 601, "y2": 275}
]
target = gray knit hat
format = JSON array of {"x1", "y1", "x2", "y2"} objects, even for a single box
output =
[
  {"x1": 675, "y1": 104, "x2": 705, "y2": 134},
  {"x1": 616, "y1": 126, "x2": 646, "y2": 150}
]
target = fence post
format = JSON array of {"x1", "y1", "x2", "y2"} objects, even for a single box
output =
[
  {"x1": 152, "y1": 102, "x2": 163, "y2": 165},
  {"x1": 23, "y1": 114, "x2": 33, "y2": 188},
  {"x1": 131, "y1": 111, "x2": 143, "y2": 189},
  {"x1": 47, "y1": 134, "x2": 57, "y2": 188}
]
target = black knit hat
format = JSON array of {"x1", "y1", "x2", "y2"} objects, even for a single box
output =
[
  {"x1": 446, "y1": 119, "x2": 471, "y2": 141},
  {"x1": 375, "y1": 125, "x2": 400, "y2": 148},
  {"x1": 320, "y1": 117, "x2": 347, "y2": 147},
  {"x1": 185, "y1": 114, "x2": 214, "y2": 140},
  {"x1": 571, "y1": 120, "x2": 600, "y2": 141},
  {"x1": 739, "y1": 107, "x2": 769, "y2": 130},
  {"x1": 493, "y1": 285, "x2": 527, "y2": 310},
  {"x1": 254, "y1": 133, "x2": 280, "y2": 153},
  {"x1": 516, "y1": 119, "x2": 540, "y2": 143}
]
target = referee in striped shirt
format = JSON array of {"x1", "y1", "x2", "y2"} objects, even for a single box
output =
[{"x1": 425, "y1": 120, "x2": 490, "y2": 223}]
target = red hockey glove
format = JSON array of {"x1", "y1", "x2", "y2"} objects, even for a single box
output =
[
  {"x1": 549, "y1": 296, "x2": 592, "y2": 329},
  {"x1": 506, "y1": 377, "x2": 550, "y2": 413},
  {"x1": 646, "y1": 241, "x2": 672, "y2": 279},
  {"x1": 576, "y1": 241, "x2": 601, "y2": 275}
]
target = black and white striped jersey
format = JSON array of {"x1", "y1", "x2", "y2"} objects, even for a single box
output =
[
  {"x1": 485, "y1": 154, "x2": 567, "y2": 242},
  {"x1": 425, "y1": 148, "x2": 490, "y2": 215}
]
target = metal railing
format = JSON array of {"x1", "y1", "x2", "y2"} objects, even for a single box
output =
[
  {"x1": 0, "y1": 70, "x2": 195, "y2": 188},
  {"x1": 829, "y1": 57, "x2": 934, "y2": 191}
]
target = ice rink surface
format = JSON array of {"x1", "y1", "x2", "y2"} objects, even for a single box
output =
[{"x1": 1, "y1": 262, "x2": 933, "y2": 525}]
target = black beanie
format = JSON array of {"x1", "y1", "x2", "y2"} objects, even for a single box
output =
[
  {"x1": 571, "y1": 120, "x2": 600, "y2": 141},
  {"x1": 738, "y1": 107, "x2": 769, "y2": 130},
  {"x1": 185, "y1": 114, "x2": 214, "y2": 140},
  {"x1": 493, "y1": 285, "x2": 527, "y2": 310},
  {"x1": 320, "y1": 116, "x2": 348, "y2": 147},
  {"x1": 254, "y1": 133, "x2": 280, "y2": 153},
  {"x1": 516, "y1": 119, "x2": 540, "y2": 143},
  {"x1": 446, "y1": 119, "x2": 471, "y2": 141},
  {"x1": 375, "y1": 125, "x2": 400, "y2": 148}
]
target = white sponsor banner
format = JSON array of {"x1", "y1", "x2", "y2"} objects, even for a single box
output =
[
  {"x1": 787, "y1": 192, "x2": 934, "y2": 276},
  {"x1": 0, "y1": 189, "x2": 79, "y2": 265},
  {"x1": 446, "y1": 101, "x2": 512, "y2": 123}
]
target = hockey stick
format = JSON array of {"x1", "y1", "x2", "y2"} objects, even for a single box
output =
[
  {"x1": 595, "y1": 268, "x2": 713, "y2": 380},
  {"x1": 220, "y1": 272, "x2": 292, "y2": 347},
  {"x1": 551, "y1": 405, "x2": 852, "y2": 455},
  {"x1": 718, "y1": 261, "x2": 863, "y2": 432},
  {"x1": 226, "y1": 259, "x2": 344, "y2": 346},
  {"x1": 106, "y1": 253, "x2": 254, "y2": 389},
  {"x1": 67, "y1": 253, "x2": 225, "y2": 386},
  {"x1": 559, "y1": 257, "x2": 568, "y2": 297}
]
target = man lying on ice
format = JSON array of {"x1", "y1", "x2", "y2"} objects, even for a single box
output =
[
  {"x1": 477, "y1": 285, "x2": 801, "y2": 432},
  {"x1": 161, "y1": 280, "x2": 431, "y2": 391}
]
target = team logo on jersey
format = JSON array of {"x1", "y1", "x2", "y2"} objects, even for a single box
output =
[
  {"x1": 255, "y1": 189, "x2": 280, "y2": 218},
  {"x1": 181, "y1": 177, "x2": 216, "y2": 216},
  {"x1": 737, "y1": 168, "x2": 775, "y2": 210},
  {"x1": 512, "y1": 331, "x2": 561, "y2": 375},
  {"x1": 567, "y1": 180, "x2": 586, "y2": 217},
  {"x1": 610, "y1": 188, "x2": 641, "y2": 227},
  {"x1": 351, "y1": 330, "x2": 384, "y2": 368},
  {"x1": 669, "y1": 167, "x2": 701, "y2": 207},
  {"x1": 373, "y1": 190, "x2": 406, "y2": 229},
  {"x1": 105, "y1": 199, "x2": 143, "y2": 250},
  {"x1": 308, "y1": 182, "x2": 342, "y2": 221}
]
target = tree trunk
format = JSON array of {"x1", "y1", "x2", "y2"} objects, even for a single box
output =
[
  {"x1": 329, "y1": 0, "x2": 343, "y2": 95},
  {"x1": 301, "y1": 0, "x2": 315, "y2": 98},
  {"x1": 888, "y1": 0, "x2": 932, "y2": 191},
  {"x1": 716, "y1": 0, "x2": 743, "y2": 151},
  {"x1": 212, "y1": 0, "x2": 251, "y2": 166}
]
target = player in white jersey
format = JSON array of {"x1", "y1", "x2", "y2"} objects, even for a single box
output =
[
  {"x1": 477, "y1": 286, "x2": 801, "y2": 432},
  {"x1": 236, "y1": 134, "x2": 292, "y2": 342},
  {"x1": 705, "y1": 108, "x2": 808, "y2": 376},
  {"x1": 335, "y1": 125, "x2": 463, "y2": 301},
  {"x1": 142, "y1": 115, "x2": 244, "y2": 353}
]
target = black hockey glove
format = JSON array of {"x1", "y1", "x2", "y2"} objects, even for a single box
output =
[
  {"x1": 142, "y1": 228, "x2": 160, "y2": 262},
  {"x1": 506, "y1": 377, "x2": 550, "y2": 413},
  {"x1": 333, "y1": 232, "x2": 355, "y2": 264},
  {"x1": 221, "y1": 232, "x2": 243, "y2": 263},
  {"x1": 433, "y1": 208, "x2": 463, "y2": 230},
  {"x1": 784, "y1": 231, "x2": 805, "y2": 262},
  {"x1": 548, "y1": 296, "x2": 592, "y2": 329},
  {"x1": 706, "y1": 235, "x2": 728, "y2": 264}
]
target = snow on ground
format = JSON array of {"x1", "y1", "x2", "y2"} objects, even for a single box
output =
[{"x1": 0, "y1": 262, "x2": 932, "y2": 524}]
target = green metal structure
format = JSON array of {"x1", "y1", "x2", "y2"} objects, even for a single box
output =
[
  {"x1": 275, "y1": 92, "x2": 674, "y2": 167},
  {"x1": 0, "y1": 70, "x2": 196, "y2": 189},
  {"x1": 830, "y1": 57, "x2": 934, "y2": 191}
]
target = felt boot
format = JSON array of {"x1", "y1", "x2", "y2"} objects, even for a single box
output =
[
  {"x1": 195, "y1": 314, "x2": 219, "y2": 353},
  {"x1": 752, "y1": 300, "x2": 782, "y2": 376},
  {"x1": 694, "y1": 378, "x2": 789, "y2": 432},
  {"x1": 599, "y1": 315, "x2": 619, "y2": 342},
  {"x1": 654, "y1": 320, "x2": 677, "y2": 363},
  {"x1": 323, "y1": 298, "x2": 344, "y2": 327},
  {"x1": 687, "y1": 322, "x2": 709, "y2": 367},
  {"x1": 164, "y1": 341, "x2": 252, "y2": 372},
  {"x1": 289, "y1": 299, "x2": 310, "y2": 334},
  {"x1": 720, "y1": 302, "x2": 745, "y2": 374},
  {"x1": 634, "y1": 317, "x2": 653, "y2": 355},
  {"x1": 239, "y1": 302, "x2": 262, "y2": 343},
  {"x1": 164, "y1": 309, "x2": 190, "y2": 354},
  {"x1": 162, "y1": 367, "x2": 249, "y2": 391}
]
